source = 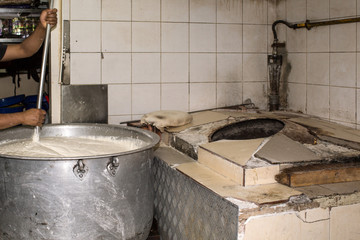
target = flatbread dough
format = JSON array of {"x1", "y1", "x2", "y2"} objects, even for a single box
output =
[{"x1": 141, "y1": 110, "x2": 192, "y2": 132}]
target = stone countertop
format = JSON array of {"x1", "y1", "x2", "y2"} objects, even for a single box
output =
[{"x1": 157, "y1": 110, "x2": 360, "y2": 207}]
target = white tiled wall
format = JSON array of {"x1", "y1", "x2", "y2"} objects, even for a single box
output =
[
  {"x1": 283, "y1": 0, "x2": 360, "y2": 128},
  {"x1": 64, "y1": 0, "x2": 360, "y2": 128},
  {"x1": 66, "y1": 0, "x2": 274, "y2": 123}
]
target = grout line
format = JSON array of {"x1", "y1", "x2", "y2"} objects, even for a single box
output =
[
  {"x1": 130, "y1": 0, "x2": 133, "y2": 120},
  {"x1": 215, "y1": 0, "x2": 218, "y2": 108},
  {"x1": 160, "y1": 0, "x2": 162, "y2": 111},
  {"x1": 241, "y1": 0, "x2": 244, "y2": 105},
  {"x1": 356, "y1": 0, "x2": 358, "y2": 128},
  {"x1": 328, "y1": 0, "x2": 331, "y2": 121},
  {"x1": 188, "y1": 0, "x2": 191, "y2": 112}
]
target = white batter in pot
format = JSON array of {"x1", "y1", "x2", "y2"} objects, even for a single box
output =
[{"x1": 0, "y1": 136, "x2": 145, "y2": 158}]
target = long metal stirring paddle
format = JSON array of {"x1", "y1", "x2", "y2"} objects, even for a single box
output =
[{"x1": 33, "y1": 0, "x2": 54, "y2": 142}]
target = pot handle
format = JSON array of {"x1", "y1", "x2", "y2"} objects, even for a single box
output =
[
  {"x1": 73, "y1": 159, "x2": 89, "y2": 180},
  {"x1": 107, "y1": 157, "x2": 120, "y2": 177}
]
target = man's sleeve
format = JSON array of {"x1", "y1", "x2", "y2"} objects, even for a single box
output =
[{"x1": 0, "y1": 44, "x2": 7, "y2": 60}]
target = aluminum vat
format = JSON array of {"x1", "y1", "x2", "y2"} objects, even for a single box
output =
[{"x1": 0, "y1": 124, "x2": 160, "y2": 240}]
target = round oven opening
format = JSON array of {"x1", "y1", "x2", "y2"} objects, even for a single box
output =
[{"x1": 210, "y1": 118, "x2": 285, "y2": 142}]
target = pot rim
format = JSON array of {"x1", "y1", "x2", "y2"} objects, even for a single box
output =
[{"x1": 0, "y1": 123, "x2": 160, "y2": 161}]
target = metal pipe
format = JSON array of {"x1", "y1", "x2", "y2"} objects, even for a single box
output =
[
  {"x1": 34, "y1": 0, "x2": 54, "y2": 139},
  {"x1": 269, "y1": 16, "x2": 360, "y2": 112},
  {"x1": 272, "y1": 17, "x2": 360, "y2": 42},
  {"x1": 37, "y1": 0, "x2": 54, "y2": 110}
]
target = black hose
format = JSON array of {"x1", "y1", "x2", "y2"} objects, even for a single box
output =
[{"x1": 272, "y1": 20, "x2": 298, "y2": 42}]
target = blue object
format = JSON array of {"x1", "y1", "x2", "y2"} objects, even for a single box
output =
[
  {"x1": 0, "y1": 95, "x2": 25, "y2": 108},
  {"x1": 0, "y1": 106, "x2": 24, "y2": 114},
  {"x1": 23, "y1": 95, "x2": 49, "y2": 111}
]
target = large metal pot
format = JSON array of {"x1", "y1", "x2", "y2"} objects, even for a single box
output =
[{"x1": 0, "y1": 124, "x2": 160, "y2": 240}]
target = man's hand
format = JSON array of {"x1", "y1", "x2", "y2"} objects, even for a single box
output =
[
  {"x1": 39, "y1": 8, "x2": 58, "y2": 29},
  {"x1": 21, "y1": 109, "x2": 46, "y2": 127}
]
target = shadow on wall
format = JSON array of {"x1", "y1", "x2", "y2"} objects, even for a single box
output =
[{"x1": 279, "y1": 48, "x2": 291, "y2": 110}]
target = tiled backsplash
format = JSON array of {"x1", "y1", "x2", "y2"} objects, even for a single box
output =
[
  {"x1": 283, "y1": 0, "x2": 360, "y2": 128},
  {"x1": 65, "y1": 0, "x2": 360, "y2": 129},
  {"x1": 66, "y1": 0, "x2": 271, "y2": 124}
]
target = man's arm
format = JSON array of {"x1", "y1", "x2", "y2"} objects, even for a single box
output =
[
  {"x1": 0, "y1": 108, "x2": 46, "y2": 130},
  {"x1": 1, "y1": 8, "x2": 57, "y2": 62}
]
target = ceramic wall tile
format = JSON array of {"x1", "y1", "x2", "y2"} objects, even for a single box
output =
[
  {"x1": 243, "y1": 54, "x2": 267, "y2": 82},
  {"x1": 108, "y1": 115, "x2": 132, "y2": 125},
  {"x1": 307, "y1": 26, "x2": 330, "y2": 53},
  {"x1": 132, "y1": 22, "x2": 160, "y2": 52},
  {"x1": 132, "y1": 84, "x2": 161, "y2": 115},
  {"x1": 330, "y1": 87, "x2": 356, "y2": 122},
  {"x1": 300, "y1": 208, "x2": 330, "y2": 223},
  {"x1": 132, "y1": 0, "x2": 160, "y2": 21},
  {"x1": 245, "y1": 213, "x2": 300, "y2": 239},
  {"x1": 162, "y1": 23, "x2": 189, "y2": 52},
  {"x1": 62, "y1": 0, "x2": 70, "y2": 20},
  {"x1": 217, "y1": 82, "x2": 242, "y2": 107},
  {"x1": 102, "y1": 0, "x2": 131, "y2": 21},
  {"x1": 161, "y1": 83, "x2": 189, "y2": 111},
  {"x1": 244, "y1": 211, "x2": 329, "y2": 240},
  {"x1": 330, "y1": 53, "x2": 356, "y2": 87},
  {"x1": 189, "y1": 0, "x2": 216, "y2": 23},
  {"x1": 190, "y1": 53, "x2": 216, "y2": 83},
  {"x1": 287, "y1": 83, "x2": 306, "y2": 113},
  {"x1": 286, "y1": 0, "x2": 306, "y2": 22},
  {"x1": 161, "y1": 53, "x2": 188, "y2": 83},
  {"x1": 287, "y1": 53, "x2": 307, "y2": 84},
  {"x1": 190, "y1": 24, "x2": 216, "y2": 52},
  {"x1": 267, "y1": 0, "x2": 277, "y2": 24},
  {"x1": 108, "y1": 84, "x2": 131, "y2": 115},
  {"x1": 242, "y1": 0, "x2": 267, "y2": 24},
  {"x1": 307, "y1": 0, "x2": 330, "y2": 20},
  {"x1": 243, "y1": 25, "x2": 267, "y2": 53},
  {"x1": 330, "y1": 23, "x2": 356, "y2": 52},
  {"x1": 132, "y1": 114, "x2": 143, "y2": 121},
  {"x1": 217, "y1": 53, "x2": 242, "y2": 82},
  {"x1": 330, "y1": 204, "x2": 360, "y2": 240},
  {"x1": 299, "y1": 217, "x2": 329, "y2": 240},
  {"x1": 189, "y1": 83, "x2": 216, "y2": 111},
  {"x1": 217, "y1": 24, "x2": 242, "y2": 53},
  {"x1": 357, "y1": 53, "x2": 360, "y2": 87},
  {"x1": 132, "y1": 53, "x2": 160, "y2": 83},
  {"x1": 307, "y1": 53, "x2": 330, "y2": 85},
  {"x1": 217, "y1": 0, "x2": 242, "y2": 24},
  {"x1": 102, "y1": 22, "x2": 131, "y2": 52},
  {"x1": 330, "y1": 0, "x2": 357, "y2": 18},
  {"x1": 70, "y1": 53, "x2": 101, "y2": 84},
  {"x1": 102, "y1": 53, "x2": 131, "y2": 84},
  {"x1": 70, "y1": 0, "x2": 101, "y2": 20},
  {"x1": 162, "y1": 0, "x2": 189, "y2": 22},
  {"x1": 307, "y1": 85, "x2": 330, "y2": 119},
  {"x1": 70, "y1": 21, "x2": 100, "y2": 52},
  {"x1": 357, "y1": 23, "x2": 360, "y2": 51},
  {"x1": 275, "y1": 0, "x2": 286, "y2": 21},
  {"x1": 286, "y1": 28, "x2": 306, "y2": 53},
  {"x1": 358, "y1": 89, "x2": 360, "y2": 124},
  {"x1": 243, "y1": 82, "x2": 267, "y2": 110},
  {"x1": 268, "y1": 0, "x2": 286, "y2": 23}
]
